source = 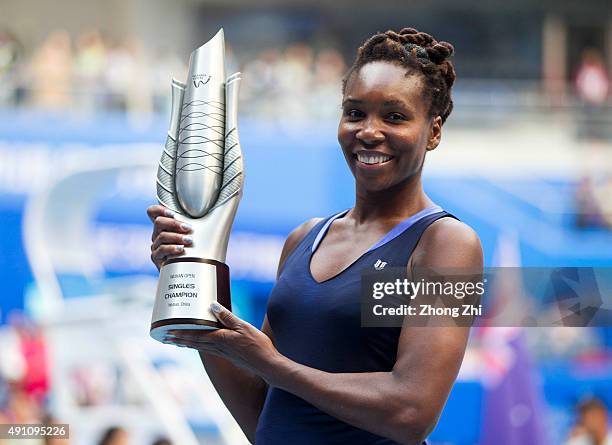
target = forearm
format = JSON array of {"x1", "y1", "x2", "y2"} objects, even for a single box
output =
[
  {"x1": 199, "y1": 352, "x2": 268, "y2": 443},
  {"x1": 265, "y1": 356, "x2": 430, "y2": 444}
]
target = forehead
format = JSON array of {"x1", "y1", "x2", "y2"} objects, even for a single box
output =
[{"x1": 345, "y1": 61, "x2": 425, "y2": 102}]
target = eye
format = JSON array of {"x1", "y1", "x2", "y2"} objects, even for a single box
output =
[
  {"x1": 344, "y1": 109, "x2": 364, "y2": 120},
  {"x1": 387, "y1": 112, "x2": 407, "y2": 122}
]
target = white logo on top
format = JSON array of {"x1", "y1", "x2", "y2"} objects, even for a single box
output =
[{"x1": 374, "y1": 259, "x2": 387, "y2": 270}]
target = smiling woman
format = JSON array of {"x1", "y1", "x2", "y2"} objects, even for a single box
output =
[
  {"x1": 339, "y1": 62, "x2": 439, "y2": 192},
  {"x1": 148, "y1": 27, "x2": 482, "y2": 445}
]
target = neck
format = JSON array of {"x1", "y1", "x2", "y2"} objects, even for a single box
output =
[{"x1": 351, "y1": 173, "x2": 434, "y2": 223}]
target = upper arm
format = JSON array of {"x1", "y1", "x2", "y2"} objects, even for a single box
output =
[
  {"x1": 260, "y1": 217, "x2": 323, "y2": 343},
  {"x1": 393, "y1": 218, "x2": 483, "y2": 432}
]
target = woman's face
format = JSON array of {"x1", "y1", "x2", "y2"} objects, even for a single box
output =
[{"x1": 338, "y1": 61, "x2": 441, "y2": 192}]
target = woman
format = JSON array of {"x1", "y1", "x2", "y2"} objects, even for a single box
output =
[{"x1": 147, "y1": 28, "x2": 483, "y2": 445}]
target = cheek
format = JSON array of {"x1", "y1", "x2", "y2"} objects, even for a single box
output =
[
  {"x1": 400, "y1": 124, "x2": 430, "y2": 152},
  {"x1": 390, "y1": 131, "x2": 424, "y2": 156},
  {"x1": 337, "y1": 122, "x2": 354, "y2": 150}
]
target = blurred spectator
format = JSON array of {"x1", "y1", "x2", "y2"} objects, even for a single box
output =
[
  {"x1": 239, "y1": 43, "x2": 346, "y2": 123},
  {"x1": 0, "y1": 312, "x2": 49, "y2": 407},
  {"x1": 73, "y1": 30, "x2": 107, "y2": 112},
  {"x1": 1, "y1": 28, "x2": 351, "y2": 121},
  {"x1": 565, "y1": 398, "x2": 612, "y2": 445},
  {"x1": 2, "y1": 386, "x2": 42, "y2": 423},
  {"x1": 71, "y1": 362, "x2": 119, "y2": 406},
  {"x1": 104, "y1": 36, "x2": 153, "y2": 117},
  {"x1": 0, "y1": 319, "x2": 26, "y2": 385},
  {"x1": 0, "y1": 29, "x2": 24, "y2": 106},
  {"x1": 276, "y1": 43, "x2": 314, "y2": 122},
  {"x1": 10, "y1": 312, "x2": 49, "y2": 404},
  {"x1": 29, "y1": 30, "x2": 73, "y2": 110},
  {"x1": 575, "y1": 48, "x2": 610, "y2": 141},
  {"x1": 529, "y1": 326, "x2": 602, "y2": 360},
  {"x1": 123, "y1": 37, "x2": 153, "y2": 118},
  {"x1": 240, "y1": 48, "x2": 282, "y2": 116},
  {"x1": 97, "y1": 426, "x2": 129, "y2": 445},
  {"x1": 310, "y1": 48, "x2": 346, "y2": 120},
  {"x1": 150, "y1": 48, "x2": 186, "y2": 114},
  {"x1": 575, "y1": 174, "x2": 612, "y2": 229},
  {"x1": 104, "y1": 38, "x2": 134, "y2": 112},
  {"x1": 0, "y1": 313, "x2": 54, "y2": 445}
]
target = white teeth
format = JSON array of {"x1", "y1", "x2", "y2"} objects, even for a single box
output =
[{"x1": 356, "y1": 153, "x2": 392, "y2": 165}]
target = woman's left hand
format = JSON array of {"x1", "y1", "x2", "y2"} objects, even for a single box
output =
[{"x1": 165, "y1": 303, "x2": 282, "y2": 380}]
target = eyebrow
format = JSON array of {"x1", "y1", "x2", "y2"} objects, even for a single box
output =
[
  {"x1": 342, "y1": 98, "x2": 410, "y2": 108},
  {"x1": 342, "y1": 98, "x2": 363, "y2": 106},
  {"x1": 382, "y1": 99, "x2": 408, "y2": 107}
]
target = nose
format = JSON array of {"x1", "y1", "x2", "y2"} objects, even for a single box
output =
[{"x1": 356, "y1": 117, "x2": 385, "y2": 146}]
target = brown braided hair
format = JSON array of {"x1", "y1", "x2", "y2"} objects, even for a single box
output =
[{"x1": 342, "y1": 28, "x2": 456, "y2": 124}]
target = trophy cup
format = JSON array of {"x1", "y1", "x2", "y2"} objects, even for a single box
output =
[{"x1": 150, "y1": 29, "x2": 243, "y2": 342}]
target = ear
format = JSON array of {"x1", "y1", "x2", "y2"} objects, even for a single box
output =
[{"x1": 426, "y1": 116, "x2": 442, "y2": 151}]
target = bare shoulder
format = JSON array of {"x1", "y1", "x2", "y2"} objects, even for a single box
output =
[
  {"x1": 277, "y1": 217, "x2": 324, "y2": 277},
  {"x1": 410, "y1": 217, "x2": 483, "y2": 269},
  {"x1": 263, "y1": 217, "x2": 324, "y2": 339}
]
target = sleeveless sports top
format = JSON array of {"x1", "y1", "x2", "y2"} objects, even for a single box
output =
[{"x1": 256, "y1": 206, "x2": 456, "y2": 445}]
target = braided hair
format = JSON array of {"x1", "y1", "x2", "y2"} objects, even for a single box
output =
[{"x1": 342, "y1": 28, "x2": 456, "y2": 124}]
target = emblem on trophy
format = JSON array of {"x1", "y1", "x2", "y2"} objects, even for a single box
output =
[{"x1": 150, "y1": 29, "x2": 243, "y2": 342}]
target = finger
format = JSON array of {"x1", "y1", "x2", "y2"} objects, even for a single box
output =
[
  {"x1": 165, "y1": 336, "x2": 221, "y2": 351},
  {"x1": 151, "y1": 244, "x2": 184, "y2": 265},
  {"x1": 210, "y1": 303, "x2": 242, "y2": 330},
  {"x1": 167, "y1": 329, "x2": 222, "y2": 338},
  {"x1": 166, "y1": 329, "x2": 228, "y2": 346},
  {"x1": 152, "y1": 232, "x2": 193, "y2": 251},
  {"x1": 166, "y1": 336, "x2": 200, "y2": 346},
  {"x1": 152, "y1": 216, "x2": 192, "y2": 242},
  {"x1": 168, "y1": 329, "x2": 208, "y2": 336},
  {"x1": 170, "y1": 339, "x2": 221, "y2": 354},
  {"x1": 147, "y1": 205, "x2": 175, "y2": 223}
]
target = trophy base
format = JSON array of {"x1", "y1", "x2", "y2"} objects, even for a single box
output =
[
  {"x1": 150, "y1": 317, "x2": 223, "y2": 343},
  {"x1": 150, "y1": 257, "x2": 232, "y2": 344}
]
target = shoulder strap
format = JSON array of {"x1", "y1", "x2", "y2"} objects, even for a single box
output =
[
  {"x1": 374, "y1": 211, "x2": 458, "y2": 267},
  {"x1": 276, "y1": 212, "x2": 341, "y2": 277}
]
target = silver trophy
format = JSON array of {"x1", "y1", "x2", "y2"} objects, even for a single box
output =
[{"x1": 150, "y1": 29, "x2": 243, "y2": 342}]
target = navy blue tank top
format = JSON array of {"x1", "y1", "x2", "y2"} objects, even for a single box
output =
[{"x1": 256, "y1": 206, "x2": 456, "y2": 445}]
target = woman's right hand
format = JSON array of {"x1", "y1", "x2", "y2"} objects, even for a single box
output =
[{"x1": 147, "y1": 204, "x2": 193, "y2": 270}]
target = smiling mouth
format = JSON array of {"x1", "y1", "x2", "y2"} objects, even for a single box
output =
[{"x1": 354, "y1": 152, "x2": 395, "y2": 165}]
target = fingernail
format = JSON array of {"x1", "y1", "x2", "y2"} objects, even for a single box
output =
[
  {"x1": 183, "y1": 235, "x2": 193, "y2": 245},
  {"x1": 210, "y1": 302, "x2": 222, "y2": 313},
  {"x1": 176, "y1": 245, "x2": 185, "y2": 252},
  {"x1": 164, "y1": 209, "x2": 175, "y2": 218},
  {"x1": 181, "y1": 223, "x2": 192, "y2": 232}
]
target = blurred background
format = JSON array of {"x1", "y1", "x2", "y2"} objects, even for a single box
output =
[{"x1": 0, "y1": 0, "x2": 611, "y2": 444}]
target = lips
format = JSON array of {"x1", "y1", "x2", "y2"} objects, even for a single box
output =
[{"x1": 353, "y1": 151, "x2": 395, "y2": 166}]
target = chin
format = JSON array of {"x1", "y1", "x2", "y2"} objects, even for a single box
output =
[
  {"x1": 354, "y1": 168, "x2": 419, "y2": 194},
  {"x1": 353, "y1": 173, "x2": 396, "y2": 193}
]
